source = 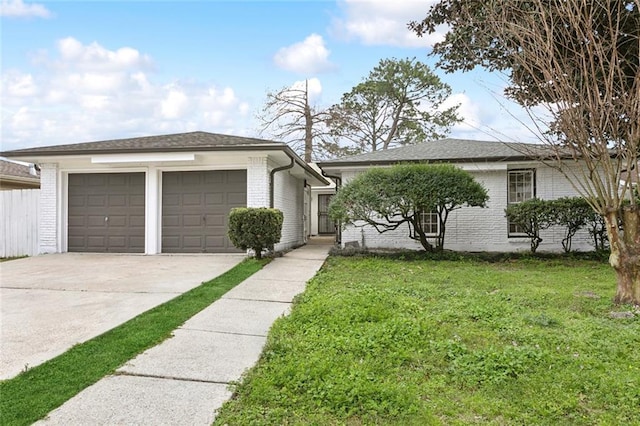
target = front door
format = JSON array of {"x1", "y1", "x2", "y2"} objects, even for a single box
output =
[{"x1": 317, "y1": 194, "x2": 335, "y2": 235}]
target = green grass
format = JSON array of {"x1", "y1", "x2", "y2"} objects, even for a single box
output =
[
  {"x1": 0, "y1": 258, "x2": 267, "y2": 426},
  {"x1": 215, "y1": 256, "x2": 640, "y2": 425}
]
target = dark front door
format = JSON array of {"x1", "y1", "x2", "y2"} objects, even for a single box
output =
[
  {"x1": 68, "y1": 173, "x2": 145, "y2": 253},
  {"x1": 317, "y1": 194, "x2": 335, "y2": 235},
  {"x1": 161, "y1": 170, "x2": 246, "y2": 253}
]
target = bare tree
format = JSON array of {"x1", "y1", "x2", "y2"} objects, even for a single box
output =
[
  {"x1": 257, "y1": 80, "x2": 330, "y2": 162},
  {"x1": 412, "y1": 0, "x2": 640, "y2": 304}
]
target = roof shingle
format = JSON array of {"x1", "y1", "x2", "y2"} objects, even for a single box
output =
[
  {"x1": 1, "y1": 131, "x2": 282, "y2": 156},
  {"x1": 318, "y1": 138, "x2": 547, "y2": 166}
]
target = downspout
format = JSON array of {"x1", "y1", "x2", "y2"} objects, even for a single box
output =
[
  {"x1": 322, "y1": 170, "x2": 342, "y2": 245},
  {"x1": 270, "y1": 153, "x2": 295, "y2": 208}
]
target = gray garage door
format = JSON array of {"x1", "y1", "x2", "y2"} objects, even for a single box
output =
[
  {"x1": 68, "y1": 173, "x2": 145, "y2": 253},
  {"x1": 162, "y1": 170, "x2": 246, "y2": 253}
]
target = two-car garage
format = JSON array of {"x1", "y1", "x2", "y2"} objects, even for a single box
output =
[{"x1": 67, "y1": 170, "x2": 246, "y2": 254}]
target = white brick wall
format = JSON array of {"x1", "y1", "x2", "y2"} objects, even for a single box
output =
[
  {"x1": 38, "y1": 163, "x2": 59, "y2": 254},
  {"x1": 339, "y1": 162, "x2": 595, "y2": 253},
  {"x1": 247, "y1": 156, "x2": 270, "y2": 208},
  {"x1": 273, "y1": 170, "x2": 304, "y2": 251},
  {"x1": 247, "y1": 156, "x2": 306, "y2": 251}
]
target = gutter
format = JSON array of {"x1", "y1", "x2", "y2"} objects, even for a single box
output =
[
  {"x1": 321, "y1": 170, "x2": 342, "y2": 245},
  {"x1": 270, "y1": 151, "x2": 295, "y2": 208}
]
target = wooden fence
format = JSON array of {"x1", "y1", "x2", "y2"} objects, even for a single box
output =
[{"x1": 0, "y1": 189, "x2": 39, "y2": 258}]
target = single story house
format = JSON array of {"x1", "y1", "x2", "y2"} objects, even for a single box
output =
[
  {"x1": 317, "y1": 138, "x2": 595, "y2": 253},
  {"x1": 1, "y1": 131, "x2": 329, "y2": 254},
  {"x1": 0, "y1": 159, "x2": 40, "y2": 190}
]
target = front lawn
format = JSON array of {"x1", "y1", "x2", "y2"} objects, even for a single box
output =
[{"x1": 215, "y1": 256, "x2": 640, "y2": 425}]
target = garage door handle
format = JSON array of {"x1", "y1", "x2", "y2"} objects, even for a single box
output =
[{"x1": 105, "y1": 216, "x2": 108, "y2": 222}]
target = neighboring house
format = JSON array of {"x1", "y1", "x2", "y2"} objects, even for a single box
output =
[
  {"x1": 0, "y1": 159, "x2": 40, "y2": 190},
  {"x1": 1, "y1": 131, "x2": 329, "y2": 255},
  {"x1": 318, "y1": 138, "x2": 594, "y2": 253}
]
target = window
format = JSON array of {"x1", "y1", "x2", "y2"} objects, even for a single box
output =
[
  {"x1": 507, "y1": 169, "x2": 535, "y2": 235},
  {"x1": 419, "y1": 211, "x2": 439, "y2": 236}
]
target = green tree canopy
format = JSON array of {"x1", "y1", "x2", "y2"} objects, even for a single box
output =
[
  {"x1": 326, "y1": 58, "x2": 461, "y2": 155},
  {"x1": 329, "y1": 164, "x2": 488, "y2": 251}
]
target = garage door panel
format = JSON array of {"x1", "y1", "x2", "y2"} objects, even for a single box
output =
[
  {"x1": 68, "y1": 215, "x2": 86, "y2": 227},
  {"x1": 205, "y1": 213, "x2": 224, "y2": 226},
  {"x1": 86, "y1": 215, "x2": 106, "y2": 227},
  {"x1": 130, "y1": 195, "x2": 145, "y2": 207},
  {"x1": 130, "y1": 215, "x2": 145, "y2": 227},
  {"x1": 86, "y1": 175, "x2": 107, "y2": 186},
  {"x1": 108, "y1": 195, "x2": 126, "y2": 207},
  {"x1": 182, "y1": 193, "x2": 202, "y2": 206},
  {"x1": 69, "y1": 196, "x2": 86, "y2": 208},
  {"x1": 204, "y1": 173, "x2": 224, "y2": 184},
  {"x1": 228, "y1": 192, "x2": 246, "y2": 205},
  {"x1": 183, "y1": 214, "x2": 202, "y2": 227},
  {"x1": 163, "y1": 194, "x2": 180, "y2": 207},
  {"x1": 87, "y1": 195, "x2": 107, "y2": 207},
  {"x1": 205, "y1": 193, "x2": 224, "y2": 205},
  {"x1": 227, "y1": 170, "x2": 247, "y2": 183},
  {"x1": 162, "y1": 170, "x2": 246, "y2": 253},
  {"x1": 87, "y1": 235, "x2": 106, "y2": 248},
  {"x1": 205, "y1": 236, "x2": 224, "y2": 249},
  {"x1": 68, "y1": 173, "x2": 145, "y2": 253}
]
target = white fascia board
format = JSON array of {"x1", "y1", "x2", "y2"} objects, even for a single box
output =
[
  {"x1": 91, "y1": 153, "x2": 195, "y2": 164},
  {"x1": 458, "y1": 162, "x2": 508, "y2": 171}
]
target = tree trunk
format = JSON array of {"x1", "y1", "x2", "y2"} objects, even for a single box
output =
[
  {"x1": 304, "y1": 97, "x2": 313, "y2": 163},
  {"x1": 605, "y1": 206, "x2": 640, "y2": 305}
]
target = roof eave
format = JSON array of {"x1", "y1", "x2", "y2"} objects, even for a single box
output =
[
  {"x1": 318, "y1": 155, "x2": 542, "y2": 169},
  {"x1": 2, "y1": 144, "x2": 330, "y2": 187}
]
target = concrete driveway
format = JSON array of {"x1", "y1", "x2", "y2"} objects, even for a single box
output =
[{"x1": 0, "y1": 253, "x2": 244, "y2": 380}]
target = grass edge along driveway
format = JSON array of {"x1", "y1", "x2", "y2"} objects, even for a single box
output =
[
  {"x1": 214, "y1": 256, "x2": 640, "y2": 425},
  {"x1": 0, "y1": 258, "x2": 268, "y2": 426}
]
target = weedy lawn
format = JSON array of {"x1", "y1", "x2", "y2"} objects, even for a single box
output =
[{"x1": 215, "y1": 256, "x2": 640, "y2": 425}]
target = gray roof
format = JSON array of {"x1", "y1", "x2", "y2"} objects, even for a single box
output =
[
  {"x1": 0, "y1": 131, "x2": 329, "y2": 186},
  {"x1": 318, "y1": 138, "x2": 549, "y2": 167},
  {"x1": 0, "y1": 131, "x2": 283, "y2": 156},
  {"x1": 0, "y1": 159, "x2": 39, "y2": 180}
]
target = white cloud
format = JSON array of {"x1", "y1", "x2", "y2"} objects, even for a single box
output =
[
  {"x1": 331, "y1": 0, "x2": 445, "y2": 48},
  {"x1": 291, "y1": 77, "x2": 323, "y2": 103},
  {"x1": 1, "y1": 38, "x2": 253, "y2": 149},
  {"x1": 440, "y1": 92, "x2": 542, "y2": 143},
  {"x1": 273, "y1": 34, "x2": 334, "y2": 74},
  {"x1": 160, "y1": 88, "x2": 189, "y2": 119},
  {"x1": 56, "y1": 37, "x2": 152, "y2": 71},
  {"x1": 441, "y1": 93, "x2": 482, "y2": 134},
  {"x1": 0, "y1": 0, "x2": 51, "y2": 18}
]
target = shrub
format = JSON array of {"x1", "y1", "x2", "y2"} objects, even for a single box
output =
[
  {"x1": 505, "y1": 199, "x2": 555, "y2": 253},
  {"x1": 586, "y1": 210, "x2": 609, "y2": 251},
  {"x1": 228, "y1": 208, "x2": 283, "y2": 259},
  {"x1": 329, "y1": 163, "x2": 488, "y2": 252},
  {"x1": 550, "y1": 197, "x2": 593, "y2": 253}
]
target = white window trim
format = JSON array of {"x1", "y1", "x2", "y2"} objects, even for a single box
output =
[{"x1": 507, "y1": 169, "x2": 536, "y2": 237}]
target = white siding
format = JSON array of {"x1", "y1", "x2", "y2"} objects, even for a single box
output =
[
  {"x1": 339, "y1": 163, "x2": 595, "y2": 253},
  {"x1": 0, "y1": 189, "x2": 40, "y2": 257}
]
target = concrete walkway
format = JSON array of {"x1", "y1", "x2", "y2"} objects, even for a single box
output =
[{"x1": 36, "y1": 242, "x2": 331, "y2": 425}]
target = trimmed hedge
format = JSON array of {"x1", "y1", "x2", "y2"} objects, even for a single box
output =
[
  {"x1": 506, "y1": 197, "x2": 609, "y2": 253},
  {"x1": 228, "y1": 208, "x2": 283, "y2": 259}
]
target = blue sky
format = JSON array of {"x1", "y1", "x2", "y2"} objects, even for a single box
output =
[{"x1": 1, "y1": 0, "x2": 540, "y2": 151}]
